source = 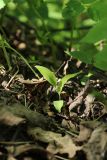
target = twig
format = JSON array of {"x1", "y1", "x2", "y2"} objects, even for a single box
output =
[
  {"x1": 55, "y1": 155, "x2": 69, "y2": 160},
  {"x1": 5, "y1": 69, "x2": 19, "y2": 88},
  {"x1": 55, "y1": 61, "x2": 66, "y2": 75},
  {"x1": 69, "y1": 80, "x2": 90, "y2": 111}
]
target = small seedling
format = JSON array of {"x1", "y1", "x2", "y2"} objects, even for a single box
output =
[{"x1": 35, "y1": 65, "x2": 81, "y2": 112}]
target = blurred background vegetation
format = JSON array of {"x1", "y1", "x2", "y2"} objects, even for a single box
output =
[{"x1": 0, "y1": 0, "x2": 102, "y2": 75}]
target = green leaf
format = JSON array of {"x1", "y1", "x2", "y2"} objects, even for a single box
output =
[
  {"x1": 81, "y1": 0, "x2": 97, "y2": 4},
  {"x1": 56, "y1": 72, "x2": 81, "y2": 95},
  {"x1": 0, "y1": 0, "x2": 11, "y2": 9},
  {"x1": 0, "y1": 0, "x2": 6, "y2": 10},
  {"x1": 62, "y1": 0, "x2": 84, "y2": 19},
  {"x1": 26, "y1": 0, "x2": 48, "y2": 19},
  {"x1": 67, "y1": 44, "x2": 97, "y2": 64},
  {"x1": 88, "y1": 0, "x2": 107, "y2": 21},
  {"x1": 26, "y1": 0, "x2": 42, "y2": 8},
  {"x1": 81, "y1": 72, "x2": 93, "y2": 85},
  {"x1": 81, "y1": 18, "x2": 107, "y2": 43},
  {"x1": 90, "y1": 89, "x2": 107, "y2": 108},
  {"x1": 91, "y1": 89, "x2": 105, "y2": 102},
  {"x1": 4, "y1": 0, "x2": 11, "y2": 3},
  {"x1": 35, "y1": 65, "x2": 57, "y2": 86},
  {"x1": 38, "y1": 1, "x2": 48, "y2": 19},
  {"x1": 53, "y1": 100, "x2": 64, "y2": 113},
  {"x1": 94, "y1": 46, "x2": 107, "y2": 71}
]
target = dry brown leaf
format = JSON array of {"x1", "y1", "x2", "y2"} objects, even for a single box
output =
[
  {"x1": 47, "y1": 134, "x2": 81, "y2": 158},
  {"x1": 28, "y1": 127, "x2": 81, "y2": 158},
  {"x1": 84, "y1": 94, "x2": 95, "y2": 117},
  {"x1": 0, "y1": 107, "x2": 25, "y2": 126},
  {"x1": 28, "y1": 127, "x2": 61, "y2": 143},
  {"x1": 83, "y1": 125, "x2": 107, "y2": 160},
  {"x1": 8, "y1": 103, "x2": 55, "y2": 129},
  {"x1": 7, "y1": 154, "x2": 16, "y2": 160},
  {"x1": 6, "y1": 144, "x2": 53, "y2": 160},
  {"x1": 0, "y1": 103, "x2": 55, "y2": 129},
  {"x1": 76, "y1": 124, "x2": 92, "y2": 143}
]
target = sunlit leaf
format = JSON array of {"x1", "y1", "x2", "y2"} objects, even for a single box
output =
[
  {"x1": 81, "y1": 72, "x2": 93, "y2": 85},
  {"x1": 0, "y1": 0, "x2": 6, "y2": 10},
  {"x1": 94, "y1": 46, "x2": 107, "y2": 71},
  {"x1": 56, "y1": 72, "x2": 81, "y2": 95},
  {"x1": 88, "y1": 0, "x2": 107, "y2": 20},
  {"x1": 81, "y1": 18, "x2": 107, "y2": 43},
  {"x1": 4, "y1": 0, "x2": 11, "y2": 3},
  {"x1": 53, "y1": 100, "x2": 64, "y2": 113},
  {"x1": 81, "y1": 0, "x2": 96, "y2": 4},
  {"x1": 67, "y1": 44, "x2": 97, "y2": 64},
  {"x1": 62, "y1": 0, "x2": 84, "y2": 19},
  {"x1": 35, "y1": 65, "x2": 57, "y2": 86}
]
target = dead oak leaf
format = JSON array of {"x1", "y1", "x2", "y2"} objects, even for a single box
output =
[
  {"x1": 47, "y1": 134, "x2": 81, "y2": 158},
  {"x1": 75, "y1": 124, "x2": 92, "y2": 143},
  {"x1": 83, "y1": 125, "x2": 107, "y2": 160},
  {"x1": 0, "y1": 107, "x2": 25, "y2": 126},
  {"x1": 28, "y1": 127, "x2": 81, "y2": 158}
]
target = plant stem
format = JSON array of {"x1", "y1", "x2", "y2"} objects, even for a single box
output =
[
  {"x1": 6, "y1": 43, "x2": 39, "y2": 78},
  {"x1": 0, "y1": 37, "x2": 12, "y2": 70}
]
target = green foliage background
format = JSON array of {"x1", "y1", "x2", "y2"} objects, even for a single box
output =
[{"x1": 0, "y1": 0, "x2": 107, "y2": 71}]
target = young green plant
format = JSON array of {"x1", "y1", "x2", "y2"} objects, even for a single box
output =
[{"x1": 35, "y1": 65, "x2": 80, "y2": 112}]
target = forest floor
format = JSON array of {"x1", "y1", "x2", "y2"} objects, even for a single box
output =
[{"x1": 0, "y1": 18, "x2": 107, "y2": 160}]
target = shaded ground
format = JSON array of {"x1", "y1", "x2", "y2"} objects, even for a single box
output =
[{"x1": 0, "y1": 18, "x2": 107, "y2": 160}]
